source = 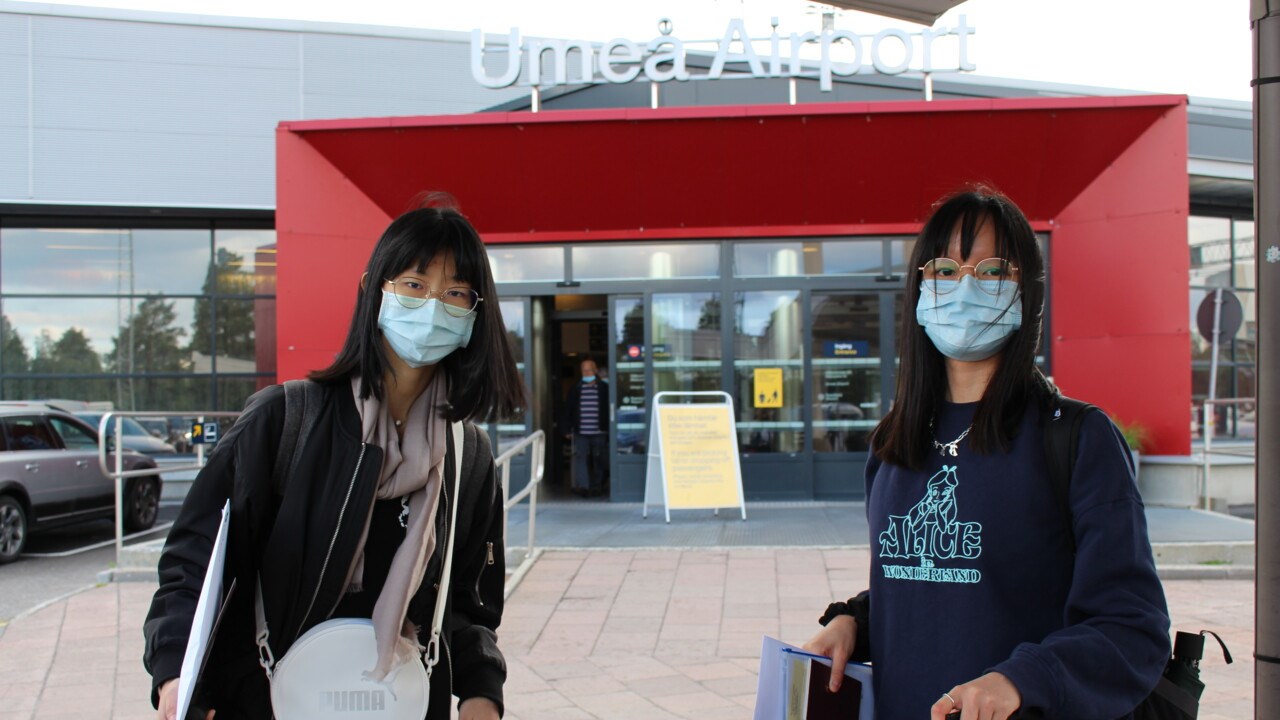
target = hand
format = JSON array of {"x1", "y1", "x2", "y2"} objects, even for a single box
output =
[
  {"x1": 459, "y1": 697, "x2": 501, "y2": 720},
  {"x1": 930, "y1": 672, "x2": 1021, "y2": 720},
  {"x1": 156, "y1": 678, "x2": 216, "y2": 720},
  {"x1": 801, "y1": 615, "x2": 857, "y2": 693}
]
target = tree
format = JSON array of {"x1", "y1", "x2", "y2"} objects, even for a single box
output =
[
  {"x1": 108, "y1": 297, "x2": 189, "y2": 410},
  {"x1": 191, "y1": 248, "x2": 256, "y2": 364},
  {"x1": 28, "y1": 327, "x2": 103, "y2": 401},
  {"x1": 1, "y1": 315, "x2": 29, "y2": 376}
]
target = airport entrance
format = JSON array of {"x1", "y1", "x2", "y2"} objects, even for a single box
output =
[{"x1": 487, "y1": 237, "x2": 917, "y2": 502}]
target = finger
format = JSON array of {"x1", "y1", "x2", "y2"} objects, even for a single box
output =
[
  {"x1": 828, "y1": 652, "x2": 847, "y2": 692},
  {"x1": 929, "y1": 693, "x2": 953, "y2": 720}
]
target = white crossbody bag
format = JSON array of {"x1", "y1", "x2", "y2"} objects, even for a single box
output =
[{"x1": 254, "y1": 421, "x2": 465, "y2": 720}]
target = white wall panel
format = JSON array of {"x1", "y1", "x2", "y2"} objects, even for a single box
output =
[
  {"x1": 34, "y1": 56, "x2": 298, "y2": 135},
  {"x1": 0, "y1": 10, "x2": 524, "y2": 209},
  {"x1": 33, "y1": 16, "x2": 297, "y2": 69},
  {"x1": 33, "y1": 127, "x2": 273, "y2": 207}
]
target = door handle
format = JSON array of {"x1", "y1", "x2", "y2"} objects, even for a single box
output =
[{"x1": 24, "y1": 463, "x2": 39, "y2": 472}]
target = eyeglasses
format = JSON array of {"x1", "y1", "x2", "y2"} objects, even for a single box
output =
[
  {"x1": 918, "y1": 258, "x2": 1019, "y2": 295},
  {"x1": 384, "y1": 278, "x2": 483, "y2": 317}
]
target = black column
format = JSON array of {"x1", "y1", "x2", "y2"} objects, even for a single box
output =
[{"x1": 1254, "y1": 1, "x2": 1280, "y2": 716}]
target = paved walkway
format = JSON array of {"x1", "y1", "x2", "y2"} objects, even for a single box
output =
[{"x1": 0, "y1": 549, "x2": 1254, "y2": 720}]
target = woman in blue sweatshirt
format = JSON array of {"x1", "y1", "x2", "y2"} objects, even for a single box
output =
[{"x1": 804, "y1": 187, "x2": 1170, "y2": 719}]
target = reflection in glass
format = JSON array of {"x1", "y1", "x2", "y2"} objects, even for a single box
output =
[
  {"x1": 613, "y1": 297, "x2": 646, "y2": 454},
  {"x1": 3, "y1": 297, "x2": 199, "y2": 374},
  {"x1": 1233, "y1": 220, "x2": 1255, "y2": 290},
  {"x1": 574, "y1": 243, "x2": 719, "y2": 281},
  {"x1": 890, "y1": 240, "x2": 916, "y2": 275},
  {"x1": 651, "y1": 293, "x2": 721, "y2": 397},
  {"x1": 488, "y1": 247, "x2": 564, "y2": 283},
  {"x1": 215, "y1": 229, "x2": 277, "y2": 295},
  {"x1": 492, "y1": 299, "x2": 528, "y2": 436},
  {"x1": 734, "y1": 239, "x2": 888, "y2": 277},
  {"x1": 733, "y1": 292, "x2": 802, "y2": 453},
  {"x1": 811, "y1": 293, "x2": 883, "y2": 453},
  {"x1": 1, "y1": 228, "x2": 212, "y2": 296},
  {"x1": 1188, "y1": 216, "x2": 1232, "y2": 288}
]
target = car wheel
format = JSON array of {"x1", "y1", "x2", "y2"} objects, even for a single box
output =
[
  {"x1": 0, "y1": 496, "x2": 27, "y2": 564},
  {"x1": 124, "y1": 477, "x2": 160, "y2": 532}
]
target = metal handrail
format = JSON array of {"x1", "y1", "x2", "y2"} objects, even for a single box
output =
[
  {"x1": 1199, "y1": 397, "x2": 1256, "y2": 510},
  {"x1": 494, "y1": 430, "x2": 546, "y2": 598},
  {"x1": 96, "y1": 410, "x2": 241, "y2": 571}
]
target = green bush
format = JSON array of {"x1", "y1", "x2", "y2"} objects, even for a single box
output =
[{"x1": 1114, "y1": 420, "x2": 1148, "y2": 453}]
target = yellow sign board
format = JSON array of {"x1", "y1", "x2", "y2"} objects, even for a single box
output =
[
  {"x1": 656, "y1": 404, "x2": 743, "y2": 510},
  {"x1": 753, "y1": 368, "x2": 783, "y2": 408}
]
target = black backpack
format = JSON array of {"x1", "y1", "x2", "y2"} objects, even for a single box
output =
[{"x1": 1041, "y1": 395, "x2": 1233, "y2": 720}]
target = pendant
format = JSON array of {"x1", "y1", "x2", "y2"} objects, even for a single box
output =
[
  {"x1": 948, "y1": 444, "x2": 958, "y2": 457},
  {"x1": 398, "y1": 496, "x2": 410, "y2": 529}
]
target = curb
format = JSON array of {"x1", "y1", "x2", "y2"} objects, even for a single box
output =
[{"x1": 1157, "y1": 564, "x2": 1255, "y2": 581}]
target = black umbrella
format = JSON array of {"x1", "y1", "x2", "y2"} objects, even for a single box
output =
[{"x1": 1134, "y1": 630, "x2": 1234, "y2": 720}]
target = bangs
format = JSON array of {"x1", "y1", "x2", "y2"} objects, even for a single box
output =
[{"x1": 380, "y1": 212, "x2": 488, "y2": 288}]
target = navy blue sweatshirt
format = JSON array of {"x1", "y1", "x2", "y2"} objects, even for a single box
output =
[{"x1": 864, "y1": 401, "x2": 1169, "y2": 720}]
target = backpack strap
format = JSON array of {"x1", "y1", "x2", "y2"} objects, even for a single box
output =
[
  {"x1": 271, "y1": 379, "x2": 325, "y2": 496},
  {"x1": 1042, "y1": 394, "x2": 1097, "y2": 554}
]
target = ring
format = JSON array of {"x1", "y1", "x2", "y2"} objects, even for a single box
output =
[{"x1": 942, "y1": 692, "x2": 957, "y2": 709}]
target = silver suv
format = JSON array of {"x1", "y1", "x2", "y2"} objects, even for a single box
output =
[{"x1": 0, "y1": 404, "x2": 161, "y2": 564}]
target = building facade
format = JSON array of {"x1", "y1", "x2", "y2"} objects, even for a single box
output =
[{"x1": 0, "y1": 3, "x2": 1255, "y2": 500}]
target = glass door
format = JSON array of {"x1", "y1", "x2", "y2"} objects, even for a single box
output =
[
  {"x1": 810, "y1": 290, "x2": 903, "y2": 498},
  {"x1": 610, "y1": 295, "x2": 647, "y2": 498}
]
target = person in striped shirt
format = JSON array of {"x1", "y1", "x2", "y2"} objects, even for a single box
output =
[{"x1": 563, "y1": 357, "x2": 610, "y2": 497}]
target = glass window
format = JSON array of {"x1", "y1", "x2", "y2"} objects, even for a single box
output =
[
  {"x1": 613, "y1": 296, "x2": 646, "y2": 455},
  {"x1": 217, "y1": 376, "x2": 271, "y2": 412},
  {"x1": 573, "y1": 243, "x2": 719, "y2": 281},
  {"x1": 734, "y1": 239, "x2": 890, "y2": 277},
  {"x1": 49, "y1": 416, "x2": 98, "y2": 450},
  {"x1": 192, "y1": 299, "x2": 274, "y2": 374},
  {"x1": 214, "y1": 229, "x2": 276, "y2": 295},
  {"x1": 3, "y1": 297, "x2": 200, "y2": 379},
  {"x1": 1188, "y1": 216, "x2": 1232, "y2": 288},
  {"x1": 1233, "y1": 219, "x2": 1255, "y2": 290},
  {"x1": 811, "y1": 292, "x2": 885, "y2": 453},
  {"x1": 733, "y1": 291, "x2": 803, "y2": 453},
  {"x1": 499, "y1": 299, "x2": 526, "y2": 367},
  {"x1": 651, "y1": 293, "x2": 721, "y2": 396},
  {"x1": 4, "y1": 417, "x2": 58, "y2": 451},
  {"x1": 890, "y1": 240, "x2": 915, "y2": 275},
  {"x1": 1, "y1": 228, "x2": 212, "y2": 296},
  {"x1": 821, "y1": 240, "x2": 885, "y2": 275},
  {"x1": 488, "y1": 247, "x2": 564, "y2": 283}
]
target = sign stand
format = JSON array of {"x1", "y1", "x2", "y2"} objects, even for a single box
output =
[{"x1": 643, "y1": 391, "x2": 747, "y2": 523}]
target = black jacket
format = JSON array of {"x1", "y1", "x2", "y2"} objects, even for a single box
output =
[
  {"x1": 562, "y1": 379, "x2": 610, "y2": 434},
  {"x1": 143, "y1": 382, "x2": 507, "y2": 719}
]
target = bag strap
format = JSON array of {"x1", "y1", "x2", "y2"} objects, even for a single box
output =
[
  {"x1": 1042, "y1": 394, "x2": 1096, "y2": 555},
  {"x1": 271, "y1": 379, "x2": 323, "y2": 496},
  {"x1": 426, "y1": 421, "x2": 465, "y2": 676}
]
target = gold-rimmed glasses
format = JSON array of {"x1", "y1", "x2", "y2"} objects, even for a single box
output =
[
  {"x1": 918, "y1": 258, "x2": 1019, "y2": 295},
  {"x1": 384, "y1": 278, "x2": 483, "y2": 317}
]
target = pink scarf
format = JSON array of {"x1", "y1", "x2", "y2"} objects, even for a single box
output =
[{"x1": 347, "y1": 375, "x2": 448, "y2": 680}]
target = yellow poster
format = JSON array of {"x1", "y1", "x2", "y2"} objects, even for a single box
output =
[
  {"x1": 754, "y1": 368, "x2": 783, "y2": 408},
  {"x1": 657, "y1": 404, "x2": 742, "y2": 510}
]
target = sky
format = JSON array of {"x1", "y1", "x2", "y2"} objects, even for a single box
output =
[{"x1": 25, "y1": 0, "x2": 1253, "y2": 101}]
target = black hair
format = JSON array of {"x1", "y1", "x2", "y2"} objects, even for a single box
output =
[
  {"x1": 309, "y1": 194, "x2": 526, "y2": 422},
  {"x1": 871, "y1": 185, "x2": 1052, "y2": 471}
]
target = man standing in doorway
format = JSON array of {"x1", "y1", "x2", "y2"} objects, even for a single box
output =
[{"x1": 564, "y1": 357, "x2": 610, "y2": 497}]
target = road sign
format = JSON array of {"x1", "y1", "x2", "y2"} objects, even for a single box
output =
[
  {"x1": 1196, "y1": 289, "x2": 1244, "y2": 343},
  {"x1": 190, "y1": 421, "x2": 219, "y2": 445}
]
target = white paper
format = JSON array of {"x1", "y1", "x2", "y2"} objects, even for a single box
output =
[
  {"x1": 175, "y1": 500, "x2": 231, "y2": 720},
  {"x1": 753, "y1": 635, "x2": 875, "y2": 720}
]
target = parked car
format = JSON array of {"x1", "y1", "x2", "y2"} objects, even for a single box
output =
[
  {"x1": 0, "y1": 405, "x2": 162, "y2": 563},
  {"x1": 75, "y1": 413, "x2": 177, "y2": 456}
]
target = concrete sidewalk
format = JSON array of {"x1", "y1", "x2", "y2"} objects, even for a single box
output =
[{"x1": 0, "y1": 548, "x2": 1254, "y2": 720}]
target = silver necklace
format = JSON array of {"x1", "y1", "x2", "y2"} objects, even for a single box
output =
[
  {"x1": 398, "y1": 496, "x2": 410, "y2": 528},
  {"x1": 932, "y1": 422, "x2": 973, "y2": 457}
]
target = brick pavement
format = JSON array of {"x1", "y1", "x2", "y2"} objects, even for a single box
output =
[{"x1": 0, "y1": 549, "x2": 1255, "y2": 720}]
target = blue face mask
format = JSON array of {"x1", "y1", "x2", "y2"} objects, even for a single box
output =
[
  {"x1": 916, "y1": 275, "x2": 1022, "y2": 362},
  {"x1": 377, "y1": 291, "x2": 476, "y2": 368},
  {"x1": 582, "y1": 375, "x2": 596, "y2": 383}
]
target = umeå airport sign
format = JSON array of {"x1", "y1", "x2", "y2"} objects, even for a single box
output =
[{"x1": 471, "y1": 16, "x2": 975, "y2": 93}]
